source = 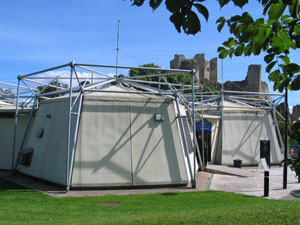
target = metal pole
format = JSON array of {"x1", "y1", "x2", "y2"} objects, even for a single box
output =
[
  {"x1": 68, "y1": 92, "x2": 83, "y2": 187},
  {"x1": 66, "y1": 65, "x2": 74, "y2": 192},
  {"x1": 220, "y1": 90, "x2": 224, "y2": 165},
  {"x1": 283, "y1": 87, "x2": 288, "y2": 189},
  {"x1": 192, "y1": 70, "x2": 196, "y2": 188},
  {"x1": 116, "y1": 20, "x2": 120, "y2": 77},
  {"x1": 200, "y1": 87, "x2": 205, "y2": 167},
  {"x1": 12, "y1": 78, "x2": 21, "y2": 170},
  {"x1": 272, "y1": 107, "x2": 284, "y2": 149},
  {"x1": 264, "y1": 170, "x2": 269, "y2": 197},
  {"x1": 175, "y1": 96, "x2": 194, "y2": 184}
]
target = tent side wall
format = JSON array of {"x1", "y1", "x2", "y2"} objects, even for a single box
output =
[
  {"x1": 72, "y1": 96, "x2": 189, "y2": 187},
  {"x1": 16, "y1": 98, "x2": 77, "y2": 186},
  {"x1": 222, "y1": 111, "x2": 282, "y2": 165},
  {"x1": 0, "y1": 113, "x2": 30, "y2": 170}
]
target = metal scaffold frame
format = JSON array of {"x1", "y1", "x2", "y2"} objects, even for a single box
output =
[
  {"x1": 10, "y1": 61, "x2": 288, "y2": 191},
  {"x1": 12, "y1": 61, "x2": 199, "y2": 191}
]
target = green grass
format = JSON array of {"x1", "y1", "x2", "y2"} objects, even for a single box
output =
[{"x1": 0, "y1": 178, "x2": 300, "y2": 225}]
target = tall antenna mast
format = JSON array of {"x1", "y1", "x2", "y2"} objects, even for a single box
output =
[{"x1": 116, "y1": 20, "x2": 120, "y2": 77}]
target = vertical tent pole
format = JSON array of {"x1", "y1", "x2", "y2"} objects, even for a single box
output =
[
  {"x1": 220, "y1": 89, "x2": 224, "y2": 165},
  {"x1": 200, "y1": 86, "x2": 205, "y2": 167},
  {"x1": 192, "y1": 70, "x2": 196, "y2": 188},
  {"x1": 68, "y1": 92, "x2": 83, "y2": 187},
  {"x1": 66, "y1": 63, "x2": 74, "y2": 192},
  {"x1": 175, "y1": 95, "x2": 194, "y2": 184},
  {"x1": 283, "y1": 88, "x2": 288, "y2": 189},
  {"x1": 272, "y1": 107, "x2": 284, "y2": 149},
  {"x1": 12, "y1": 78, "x2": 21, "y2": 170}
]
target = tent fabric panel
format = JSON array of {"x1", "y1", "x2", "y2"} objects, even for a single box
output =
[
  {"x1": 0, "y1": 115, "x2": 31, "y2": 170},
  {"x1": 39, "y1": 100, "x2": 72, "y2": 185},
  {"x1": 130, "y1": 100, "x2": 188, "y2": 185},
  {"x1": 17, "y1": 100, "x2": 70, "y2": 185},
  {"x1": 222, "y1": 112, "x2": 282, "y2": 165},
  {"x1": 72, "y1": 100, "x2": 132, "y2": 187}
]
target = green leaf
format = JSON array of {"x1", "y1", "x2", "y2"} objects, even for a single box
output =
[
  {"x1": 268, "y1": 69, "x2": 280, "y2": 81},
  {"x1": 279, "y1": 55, "x2": 291, "y2": 64},
  {"x1": 217, "y1": 21, "x2": 225, "y2": 32},
  {"x1": 291, "y1": 75, "x2": 300, "y2": 90},
  {"x1": 244, "y1": 42, "x2": 253, "y2": 56},
  {"x1": 218, "y1": 0, "x2": 230, "y2": 8},
  {"x1": 285, "y1": 63, "x2": 300, "y2": 73},
  {"x1": 266, "y1": 61, "x2": 276, "y2": 73},
  {"x1": 228, "y1": 48, "x2": 234, "y2": 58},
  {"x1": 149, "y1": 0, "x2": 163, "y2": 10},
  {"x1": 271, "y1": 36, "x2": 285, "y2": 54},
  {"x1": 170, "y1": 13, "x2": 183, "y2": 33},
  {"x1": 165, "y1": 0, "x2": 181, "y2": 13},
  {"x1": 216, "y1": 16, "x2": 226, "y2": 23},
  {"x1": 234, "y1": 44, "x2": 244, "y2": 56},
  {"x1": 256, "y1": 18, "x2": 265, "y2": 24},
  {"x1": 264, "y1": 53, "x2": 275, "y2": 63},
  {"x1": 243, "y1": 26, "x2": 258, "y2": 38},
  {"x1": 194, "y1": 3, "x2": 209, "y2": 21},
  {"x1": 217, "y1": 46, "x2": 226, "y2": 52},
  {"x1": 240, "y1": 12, "x2": 254, "y2": 23},
  {"x1": 289, "y1": 0, "x2": 300, "y2": 18},
  {"x1": 295, "y1": 25, "x2": 300, "y2": 36},
  {"x1": 219, "y1": 49, "x2": 228, "y2": 59},
  {"x1": 232, "y1": 0, "x2": 248, "y2": 8},
  {"x1": 230, "y1": 15, "x2": 242, "y2": 22},
  {"x1": 279, "y1": 31, "x2": 297, "y2": 49},
  {"x1": 268, "y1": 1, "x2": 287, "y2": 20},
  {"x1": 132, "y1": 0, "x2": 145, "y2": 7},
  {"x1": 182, "y1": 11, "x2": 201, "y2": 34}
]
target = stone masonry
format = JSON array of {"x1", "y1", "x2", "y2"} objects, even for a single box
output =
[
  {"x1": 170, "y1": 53, "x2": 268, "y2": 93},
  {"x1": 292, "y1": 105, "x2": 300, "y2": 122},
  {"x1": 170, "y1": 53, "x2": 218, "y2": 82}
]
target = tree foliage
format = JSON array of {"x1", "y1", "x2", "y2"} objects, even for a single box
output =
[
  {"x1": 130, "y1": 0, "x2": 300, "y2": 174},
  {"x1": 0, "y1": 87, "x2": 13, "y2": 99},
  {"x1": 130, "y1": 0, "x2": 300, "y2": 93},
  {"x1": 217, "y1": 0, "x2": 300, "y2": 93},
  {"x1": 37, "y1": 80, "x2": 68, "y2": 97},
  {"x1": 129, "y1": 63, "x2": 194, "y2": 90}
]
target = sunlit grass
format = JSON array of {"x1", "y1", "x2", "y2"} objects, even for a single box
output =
[{"x1": 0, "y1": 178, "x2": 299, "y2": 225}]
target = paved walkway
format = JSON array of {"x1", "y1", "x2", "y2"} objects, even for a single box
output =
[
  {"x1": 208, "y1": 166, "x2": 300, "y2": 200},
  {"x1": 0, "y1": 170, "x2": 211, "y2": 197},
  {"x1": 1, "y1": 166, "x2": 300, "y2": 200}
]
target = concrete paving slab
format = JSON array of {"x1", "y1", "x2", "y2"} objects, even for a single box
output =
[
  {"x1": 209, "y1": 166, "x2": 300, "y2": 200},
  {"x1": 206, "y1": 165, "x2": 259, "y2": 177},
  {"x1": 0, "y1": 170, "x2": 211, "y2": 197}
]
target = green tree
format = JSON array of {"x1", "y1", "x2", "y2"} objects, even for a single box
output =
[
  {"x1": 129, "y1": 63, "x2": 194, "y2": 90},
  {"x1": 130, "y1": 0, "x2": 300, "y2": 91},
  {"x1": 37, "y1": 80, "x2": 68, "y2": 97},
  {"x1": 129, "y1": 0, "x2": 300, "y2": 143}
]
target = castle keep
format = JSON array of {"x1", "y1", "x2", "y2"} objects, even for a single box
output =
[{"x1": 170, "y1": 53, "x2": 268, "y2": 93}]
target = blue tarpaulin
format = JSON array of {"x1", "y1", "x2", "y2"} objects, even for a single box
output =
[{"x1": 196, "y1": 119, "x2": 212, "y2": 131}]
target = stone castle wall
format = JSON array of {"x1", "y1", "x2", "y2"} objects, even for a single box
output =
[
  {"x1": 170, "y1": 53, "x2": 268, "y2": 93},
  {"x1": 292, "y1": 105, "x2": 300, "y2": 122}
]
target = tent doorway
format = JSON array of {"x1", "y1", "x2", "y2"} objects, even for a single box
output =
[{"x1": 196, "y1": 119, "x2": 212, "y2": 166}]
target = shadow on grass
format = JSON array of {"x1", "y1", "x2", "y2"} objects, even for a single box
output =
[
  {"x1": 161, "y1": 192, "x2": 178, "y2": 196},
  {"x1": 0, "y1": 178, "x2": 29, "y2": 192}
]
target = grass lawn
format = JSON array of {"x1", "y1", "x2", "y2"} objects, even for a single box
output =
[{"x1": 0, "y1": 178, "x2": 300, "y2": 225}]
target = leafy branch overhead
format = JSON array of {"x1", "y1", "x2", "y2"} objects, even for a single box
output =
[
  {"x1": 216, "y1": 0, "x2": 300, "y2": 92},
  {"x1": 130, "y1": 0, "x2": 300, "y2": 93},
  {"x1": 131, "y1": 0, "x2": 209, "y2": 34}
]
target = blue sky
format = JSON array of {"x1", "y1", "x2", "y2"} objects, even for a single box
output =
[{"x1": 0, "y1": 0, "x2": 299, "y2": 107}]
